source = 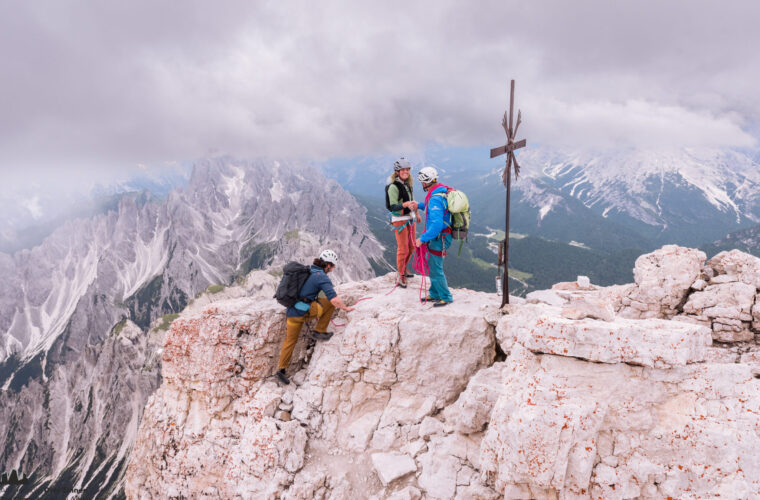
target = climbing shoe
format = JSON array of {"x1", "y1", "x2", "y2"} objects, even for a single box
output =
[
  {"x1": 424, "y1": 296, "x2": 435, "y2": 301},
  {"x1": 311, "y1": 331, "x2": 334, "y2": 341},
  {"x1": 404, "y1": 273, "x2": 414, "y2": 278},
  {"x1": 432, "y1": 300, "x2": 451, "y2": 307},
  {"x1": 275, "y1": 369, "x2": 290, "y2": 385}
]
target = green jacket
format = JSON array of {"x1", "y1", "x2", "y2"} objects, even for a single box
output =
[{"x1": 388, "y1": 181, "x2": 414, "y2": 217}]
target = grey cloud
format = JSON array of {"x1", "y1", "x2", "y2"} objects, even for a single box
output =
[{"x1": 0, "y1": 0, "x2": 758, "y2": 183}]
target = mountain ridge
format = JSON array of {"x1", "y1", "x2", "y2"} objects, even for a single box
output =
[
  {"x1": 0, "y1": 156, "x2": 383, "y2": 499},
  {"x1": 322, "y1": 145, "x2": 760, "y2": 250}
]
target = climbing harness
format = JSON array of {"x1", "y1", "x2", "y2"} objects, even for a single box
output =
[{"x1": 393, "y1": 219, "x2": 412, "y2": 234}]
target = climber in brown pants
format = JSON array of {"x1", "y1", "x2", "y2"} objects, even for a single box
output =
[
  {"x1": 278, "y1": 296, "x2": 335, "y2": 372},
  {"x1": 276, "y1": 249, "x2": 354, "y2": 385}
]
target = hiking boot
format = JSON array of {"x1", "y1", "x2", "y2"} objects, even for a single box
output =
[
  {"x1": 397, "y1": 281, "x2": 407, "y2": 289},
  {"x1": 424, "y1": 295, "x2": 435, "y2": 301},
  {"x1": 432, "y1": 300, "x2": 451, "y2": 307},
  {"x1": 275, "y1": 369, "x2": 290, "y2": 385},
  {"x1": 404, "y1": 273, "x2": 414, "y2": 278},
  {"x1": 311, "y1": 331, "x2": 334, "y2": 341}
]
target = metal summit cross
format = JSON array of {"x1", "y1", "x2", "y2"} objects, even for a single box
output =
[{"x1": 490, "y1": 79, "x2": 526, "y2": 306}]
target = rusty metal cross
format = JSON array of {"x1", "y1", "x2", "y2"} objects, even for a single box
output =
[{"x1": 490, "y1": 79, "x2": 526, "y2": 306}]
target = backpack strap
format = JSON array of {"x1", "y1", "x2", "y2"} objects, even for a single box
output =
[
  {"x1": 432, "y1": 191, "x2": 450, "y2": 210},
  {"x1": 431, "y1": 192, "x2": 452, "y2": 235}
]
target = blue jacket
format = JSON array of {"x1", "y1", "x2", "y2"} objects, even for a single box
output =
[
  {"x1": 286, "y1": 266, "x2": 337, "y2": 317},
  {"x1": 418, "y1": 185, "x2": 452, "y2": 243}
]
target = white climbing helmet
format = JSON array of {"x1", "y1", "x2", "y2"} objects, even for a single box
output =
[
  {"x1": 319, "y1": 249, "x2": 338, "y2": 265},
  {"x1": 417, "y1": 166, "x2": 438, "y2": 184},
  {"x1": 393, "y1": 157, "x2": 412, "y2": 172}
]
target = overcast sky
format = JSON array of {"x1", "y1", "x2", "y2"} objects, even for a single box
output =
[{"x1": 1, "y1": 0, "x2": 758, "y2": 184}]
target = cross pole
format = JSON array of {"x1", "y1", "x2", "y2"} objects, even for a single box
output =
[{"x1": 490, "y1": 79, "x2": 526, "y2": 306}]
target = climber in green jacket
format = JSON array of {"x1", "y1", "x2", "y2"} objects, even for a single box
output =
[{"x1": 385, "y1": 157, "x2": 421, "y2": 288}]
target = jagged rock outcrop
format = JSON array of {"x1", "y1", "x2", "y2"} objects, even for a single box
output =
[
  {"x1": 571, "y1": 245, "x2": 760, "y2": 343},
  {"x1": 126, "y1": 273, "x2": 502, "y2": 498},
  {"x1": 0, "y1": 157, "x2": 384, "y2": 498},
  {"x1": 126, "y1": 247, "x2": 760, "y2": 499},
  {"x1": 618, "y1": 245, "x2": 706, "y2": 319}
]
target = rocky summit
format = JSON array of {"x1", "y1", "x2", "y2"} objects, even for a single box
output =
[{"x1": 125, "y1": 246, "x2": 760, "y2": 499}]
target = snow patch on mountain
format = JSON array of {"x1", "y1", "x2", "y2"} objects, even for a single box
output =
[
  {"x1": 538, "y1": 204, "x2": 552, "y2": 220},
  {"x1": 270, "y1": 180, "x2": 284, "y2": 203},
  {"x1": 518, "y1": 147, "x2": 760, "y2": 228}
]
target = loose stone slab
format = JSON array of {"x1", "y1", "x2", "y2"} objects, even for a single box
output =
[
  {"x1": 371, "y1": 452, "x2": 417, "y2": 485},
  {"x1": 498, "y1": 304, "x2": 712, "y2": 367}
]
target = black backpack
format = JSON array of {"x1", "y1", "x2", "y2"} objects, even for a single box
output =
[{"x1": 274, "y1": 262, "x2": 311, "y2": 307}]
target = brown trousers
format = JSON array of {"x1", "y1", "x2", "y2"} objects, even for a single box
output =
[
  {"x1": 393, "y1": 219, "x2": 416, "y2": 279},
  {"x1": 278, "y1": 297, "x2": 335, "y2": 371}
]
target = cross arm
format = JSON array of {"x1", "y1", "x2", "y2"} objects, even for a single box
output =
[{"x1": 490, "y1": 138, "x2": 526, "y2": 158}]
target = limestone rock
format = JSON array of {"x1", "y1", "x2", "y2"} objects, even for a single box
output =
[
  {"x1": 480, "y1": 343, "x2": 760, "y2": 499},
  {"x1": 418, "y1": 416, "x2": 445, "y2": 440},
  {"x1": 682, "y1": 282, "x2": 756, "y2": 342},
  {"x1": 691, "y1": 278, "x2": 707, "y2": 290},
  {"x1": 497, "y1": 304, "x2": 712, "y2": 368},
  {"x1": 418, "y1": 433, "x2": 482, "y2": 500},
  {"x1": 595, "y1": 283, "x2": 635, "y2": 312},
  {"x1": 620, "y1": 245, "x2": 706, "y2": 319},
  {"x1": 281, "y1": 390, "x2": 294, "y2": 405},
  {"x1": 126, "y1": 380, "x2": 307, "y2": 498},
  {"x1": 276, "y1": 410, "x2": 292, "y2": 421},
  {"x1": 387, "y1": 486, "x2": 422, "y2": 500},
  {"x1": 127, "y1": 274, "x2": 499, "y2": 499},
  {"x1": 402, "y1": 439, "x2": 427, "y2": 457},
  {"x1": 710, "y1": 273, "x2": 738, "y2": 284},
  {"x1": 672, "y1": 314, "x2": 711, "y2": 329},
  {"x1": 371, "y1": 452, "x2": 416, "y2": 485},
  {"x1": 704, "y1": 346, "x2": 739, "y2": 363},
  {"x1": 526, "y1": 289, "x2": 567, "y2": 307},
  {"x1": 551, "y1": 279, "x2": 595, "y2": 291},
  {"x1": 707, "y1": 249, "x2": 760, "y2": 289},
  {"x1": 561, "y1": 297, "x2": 615, "y2": 322},
  {"x1": 282, "y1": 469, "x2": 327, "y2": 500},
  {"x1": 442, "y1": 362, "x2": 507, "y2": 434},
  {"x1": 126, "y1": 254, "x2": 760, "y2": 500},
  {"x1": 161, "y1": 299, "x2": 288, "y2": 395},
  {"x1": 740, "y1": 351, "x2": 760, "y2": 376},
  {"x1": 454, "y1": 483, "x2": 500, "y2": 500},
  {"x1": 371, "y1": 424, "x2": 400, "y2": 450}
]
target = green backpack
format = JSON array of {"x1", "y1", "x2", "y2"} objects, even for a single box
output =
[{"x1": 433, "y1": 187, "x2": 471, "y2": 255}]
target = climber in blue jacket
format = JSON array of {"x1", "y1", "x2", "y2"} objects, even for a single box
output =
[{"x1": 411, "y1": 166, "x2": 453, "y2": 306}]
